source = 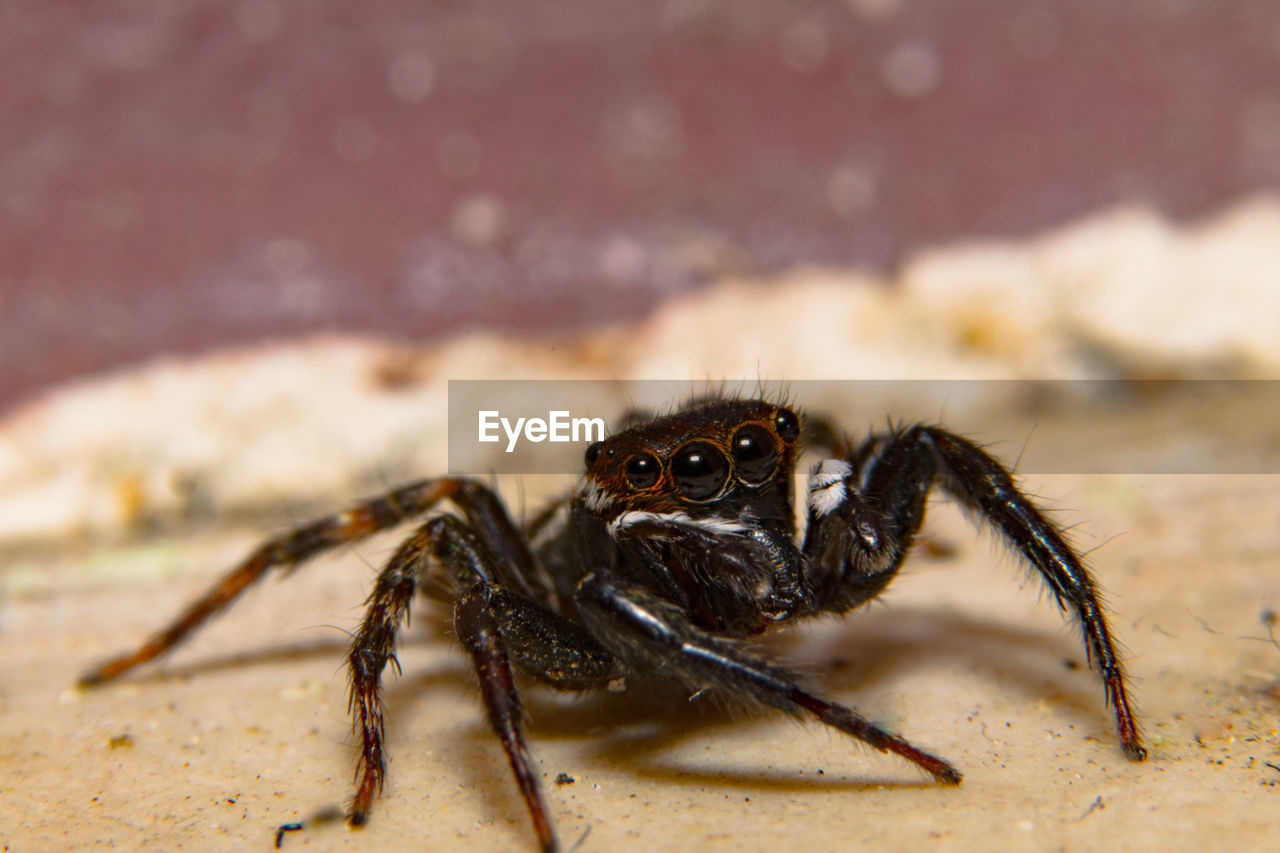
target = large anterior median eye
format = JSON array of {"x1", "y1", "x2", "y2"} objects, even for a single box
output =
[
  {"x1": 624, "y1": 452, "x2": 661, "y2": 488},
  {"x1": 731, "y1": 424, "x2": 778, "y2": 484},
  {"x1": 672, "y1": 441, "x2": 729, "y2": 500}
]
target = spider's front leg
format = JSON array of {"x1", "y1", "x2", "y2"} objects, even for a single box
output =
[
  {"x1": 574, "y1": 568, "x2": 962, "y2": 786},
  {"x1": 348, "y1": 514, "x2": 622, "y2": 853},
  {"x1": 805, "y1": 424, "x2": 1146, "y2": 761}
]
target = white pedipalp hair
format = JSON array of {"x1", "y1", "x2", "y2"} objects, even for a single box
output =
[{"x1": 808, "y1": 459, "x2": 852, "y2": 517}]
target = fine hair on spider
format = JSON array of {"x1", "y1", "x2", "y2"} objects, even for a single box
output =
[{"x1": 80, "y1": 392, "x2": 1146, "y2": 852}]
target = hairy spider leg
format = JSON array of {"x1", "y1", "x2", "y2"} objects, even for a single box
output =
[
  {"x1": 575, "y1": 570, "x2": 962, "y2": 785},
  {"x1": 453, "y1": 584, "x2": 620, "y2": 853},
  {"x1": 808, "y1": 424, "x2": 1146, "y2": 761},
  {"x1": 78, "y1": 478, "x2": 526, "y2": 686},
  {"x1": 348, "y1": 513, "x2": 621, "y2": 853}
]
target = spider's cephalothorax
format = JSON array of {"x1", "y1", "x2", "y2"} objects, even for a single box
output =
[
  {"x1": 80, "y1": 395, "x2": 1146, "y2": 853},
  {"x1": 569, "y1": 397, "x2": 806, "y2": 635}
]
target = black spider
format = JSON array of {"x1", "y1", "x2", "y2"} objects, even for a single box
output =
[{"x1": 80, "y1": 395, "x2": 1146, "y2": 851}]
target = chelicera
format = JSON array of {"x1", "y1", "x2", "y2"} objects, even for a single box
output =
[{"x1": 80, "y1": 395, "x2": 1145, "y2": 851}]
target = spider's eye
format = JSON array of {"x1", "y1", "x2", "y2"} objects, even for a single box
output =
[
  {"x1": 624, "y1": 453, "x2": 661, "y2": 489},
  {"x1": 773, "y1": 407, "x2": 800, "y2": 442},
  {"x1": 731, "y1": 424, "x2": 778, "y2": 485},
  {"x1": 672, "y1": 441, "x2": 729, "y2": 501},
  {"x1": 584, "y1": 441, "x2": 604, "y2": 467}
]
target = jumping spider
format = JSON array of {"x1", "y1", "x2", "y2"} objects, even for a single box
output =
[{"x1": 81, "y1": 395, "x2": 1146, "y2": 851}]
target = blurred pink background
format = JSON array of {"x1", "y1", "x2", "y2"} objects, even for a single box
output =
[{"x1": 4, "y1": 0, "x2": 1280, "y2": 413}]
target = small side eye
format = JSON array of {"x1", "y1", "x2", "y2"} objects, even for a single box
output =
[
  {"x1": 773, "y1": 407, "x2": 800, "y2": 442},
  {"x1": 584, "y1": 441, "x2": 604, "y2": 467},
  {"x1": 624, "y1": 453, "x2": 661, "y2": 489},
  {"x1": 672, "y1": 441, "x2": 729, "y2": 501},
  {"x1": 731, "y1": 424, "x2": 778, "y2": 485}
]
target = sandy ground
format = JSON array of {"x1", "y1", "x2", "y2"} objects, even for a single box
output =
[{"x1": 3, "y1": 464, "x2": 1278, "y2": 852}]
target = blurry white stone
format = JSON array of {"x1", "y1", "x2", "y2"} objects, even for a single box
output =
[{"x1": 3, "y1": 196, "x2": 1280, "y2": 544}]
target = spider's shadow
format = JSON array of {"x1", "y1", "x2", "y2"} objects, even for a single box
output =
[
  {"x1": 395, "y1": 604, "x2": 1112, "y2": 803},
  {"x1": 129, "y1": 603, "x2": 1116, "y2": 822},
  {"x1": 121, "y1": 637, "x2": 354, "y2": 683}
]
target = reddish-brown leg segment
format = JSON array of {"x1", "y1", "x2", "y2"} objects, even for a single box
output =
[{"x1": 79, "y1": 478, "x2": 473, "y2": 686}]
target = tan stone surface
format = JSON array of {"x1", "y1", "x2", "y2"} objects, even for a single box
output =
[{"x1": 4, "y1": 472, "x2": 1279, "y2": 852}]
